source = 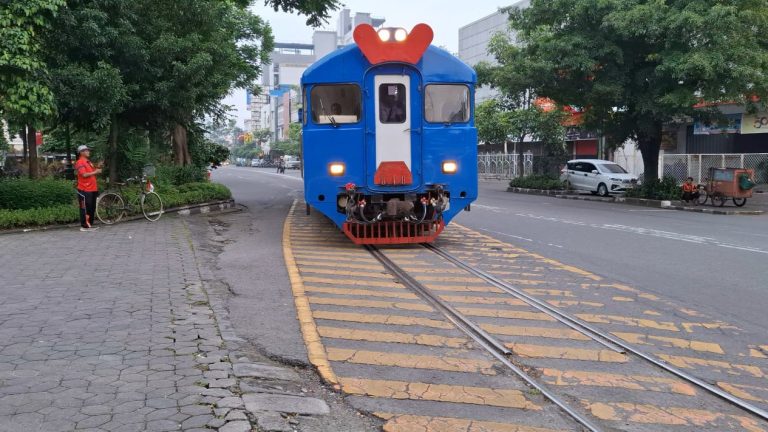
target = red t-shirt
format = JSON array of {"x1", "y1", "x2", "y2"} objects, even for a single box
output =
[{"x1": 75, "y1": 157, "x2": 98, "y2": 192}]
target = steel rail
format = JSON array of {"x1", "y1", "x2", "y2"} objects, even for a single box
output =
[
  {"x1": 366, "y1": 245, "x2": 605, "y2": 432},
  {"x1": 424, "y1": 243, "x2": 625, "y2": 353},
  {"x1": 425, "y1": 244, "x2": 768, "y2": 423}
]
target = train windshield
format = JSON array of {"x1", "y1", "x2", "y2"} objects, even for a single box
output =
[
  {"x1": 424, "y1": 85, "x2": 470, "y2": 123},
  {"x1": 310, "y1": 85, "x2": 361, "y2": 125}
]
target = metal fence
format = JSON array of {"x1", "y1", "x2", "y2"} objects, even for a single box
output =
[
  {"x1": 478, "y1": 152, "x2": 568, "y2": 180},
  {"x1": 661, "y1": 153, "x2": 768, "y2": 184}
]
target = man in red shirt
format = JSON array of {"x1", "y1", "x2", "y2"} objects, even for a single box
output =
[{"x1": 75, "y1": 145, "x2": 102, "y2": 231}]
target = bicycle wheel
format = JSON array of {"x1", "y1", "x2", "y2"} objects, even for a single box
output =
[
  {"x1": 696, "y1": 188, "x2": 708, "y2": 205},
  {"x1": 711, "y1": 193, "x2": 726, "y2": 207},
  {"x1": 733, "y1": 197, "x2": 747, "y2": 207},
  {"x1": 141, "y1": 191, "x2": 164, "y2": 221},
  {"x1": 96, "y1": 192, "x2": 125, "y2": 224}
]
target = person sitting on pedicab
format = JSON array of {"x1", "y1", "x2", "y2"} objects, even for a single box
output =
[{"x1": 681, "y1": 177, "x2": 699, "y2": 203}]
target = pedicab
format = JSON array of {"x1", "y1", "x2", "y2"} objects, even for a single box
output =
[{"x1": 699, "y1": 168, "x2": 756, "y2": 207}]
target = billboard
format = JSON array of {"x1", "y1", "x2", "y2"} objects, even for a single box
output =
[{"x1": 741, "y1": 112, "x2": 768, "y2": 134}]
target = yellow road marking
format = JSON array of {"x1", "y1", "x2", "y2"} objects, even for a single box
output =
[
  {"x1": 542, "y1": 369, "x2": 695, "y2": 395},
  {"x1": 524, "y1": 289, "x2": 575, "y2": 297},
  {"x1": 308, "y1": 296, "x2": 433, "y2": 312},
  {"x1": 296, "y1": 260, "x2": 384, "y2": 271},
  {"x1": 340, "y1": 378, "x2": 540, "y2": 410},
  {"x1": 508, "y1": 343, "x2": 627, "y2": 363},
  {"x1": 658, "y1": 354, "x2": 765, "y2": 378},
  {"x1": 303, "y1": 276, "x2": 402, "y2": 288},
  {"x1": 612, "y1": 296, "x2": 634, "y2": 302},
  {"x1": 643, "y1": 310, "x2": 661, "y2": 316},
  {"x1": 680, "y1": 322, "x2": 740, "y2": 333},
  {"x1": 440, "y1": 295, "x2": 527, "y2": 306},
  {"x1": 717, "y1": 382, "x2": 765, "y2": 402},
  {"x1": 304, "y1": 286, "x2": 413, "y2": 299},
  {"x1": 583, "y1": 401, "x2": 766, "y2": 430},
  {"x1": 548, "y1": 300, "x2": 604, "y2": 308},
  {"x1": 456, "y1": 307, "x2": 555, "y2": 322},
  {"x1": 299, "y1": 267, "x2": 393, "y2": 279},
  {"x1": 424, "y1": 283, "x2": 504, "y2": 293},
  {"x1": 293, "y1": 254, "x2": 378, "y2": 264},
  {"x1": 576, "y1": 314, "x2": 679, "y2": 332},
  {"x1": 482, "y1": 323, "x2": 591, "y2": 341},
  {"x1": 327, "y1": 348, "x2": 497, "y2": 375},
  {"x1": 375, "y1": 413, "x2": 567, "y2": 432},
  {"x1": 283, "y1": 204, "x2": 339, "y2": 389},
  {"x1": 612, "y1": 332, "x2": 724, "y2": 354},
  {"x1": 317, "y1": 326, "x2": 468, "y2": 348},
  {"x1": 312, "y1": 311, "x2": 454, "y2": 329}
]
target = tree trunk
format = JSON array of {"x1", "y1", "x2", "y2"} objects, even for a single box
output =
[
  {"x1": 20, "y1": 128, "x2": 27, "y2": 163},
  {"x1": 172, "y1": 123, "x2": 191, "y2": 166},
  {"x1": 27, "y1": 126, "x2": 38, "y2": 179},
  {"x1": 637, "y1": 123, "x2": 662, "y2": 182},
  {"x1": 108, "y1": 115, "x2": 119, "y2": 183}
]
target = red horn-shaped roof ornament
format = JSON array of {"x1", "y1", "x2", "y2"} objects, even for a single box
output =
[{"x1": 353, "y1": 23, "x2": 433, "y2": 65}]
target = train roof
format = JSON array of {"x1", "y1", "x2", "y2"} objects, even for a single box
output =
[{"x1": 302, "y1": 44, "x2": 476, "y2": 84}]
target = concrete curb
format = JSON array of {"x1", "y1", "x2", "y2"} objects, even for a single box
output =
[
  {"x1": 0, "y1": 198, "x2": 238, "y2": 235},
  {"x1": 507, "y1": 187, "x2": 764, "y2": 215}
]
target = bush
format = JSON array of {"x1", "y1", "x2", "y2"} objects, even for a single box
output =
[
  {"x1": 156, "y1": 165, "x2": 208, "y2": 186},
  {"x1": 0, "y1": 205, "x2": 79, "y2": 228},
  {"x1": 0, "y1": 179, "x2": 75, "y2": 210},
  {"x1": 119, "y1": 181, "x2": 231, "y2": 210},
  {"x1": 624, "y1": 176, "x2": 682, "y2": 200},
  {"x1": 509, "y1": 174, "x2": 564, "y2": 190}
]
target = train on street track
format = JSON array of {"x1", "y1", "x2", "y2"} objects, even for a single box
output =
[{"x1": 300, "y1": 23, "x2": 477, "y2": 244}]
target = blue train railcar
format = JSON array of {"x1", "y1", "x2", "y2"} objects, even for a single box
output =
[{"x1": 301, "y1": 23, "x2": 477, "y2": 244}]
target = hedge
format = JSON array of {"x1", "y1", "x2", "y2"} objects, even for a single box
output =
[
  {"x1": 509, "y1": 174, "x2": 564, "y2": 190},
  {"x1": 0, "y1": 181, "x2": 232, "y2": 229},
  {"x1": 624, "y1": 176, "x2": 681, "y2": 200},
  {"x1": 0, "y1": 179, "x2": 75, "y2": 210}
]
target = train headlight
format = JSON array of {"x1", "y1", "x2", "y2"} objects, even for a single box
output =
[
  {"x1": 377, "y1": 29, "x2": 391, "y2": 42},
  {"x1": 329, "y1": 162, "x2": 345, "y2": 176},
  {"x1": 442, "y1": 161, "x2": 458, "y2": 174},
  {"x1": 394, "y1": 28, "x2": 408, "y2": 42}
]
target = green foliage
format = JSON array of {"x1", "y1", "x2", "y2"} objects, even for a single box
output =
[
  {"x1": 0, "y1": 179, "x2": 74, "y2": 210},
  {"x1": 272, "y1": 139, "x2": 299, "y2": 156},
  {"x1": 156, "y1": 165, "x2": 208, "y2": 186},
  {"x1": 624, "y1": 176, "x2": 681, "y2": 200},
  {"x1": 486, "y1": 0, "x2": 768, "y2": 178},
  {"x1": 188, "y1": 129, "x2": 230, "y2": 167},
  {"x1": 120, "y1": 182, "x2": 231, "y2": 210},
  {"x1": 509, "y1": 174, "x2": 564, "y2": 190},
  {"x1": 0, "y1": 204, "x2": 79, "y2": 228},
  {"x1": 0, "y1": 0, "x2": 65, "y2": 123},
  {"x1": 263, "y1": 0, "x2": 342, "y2": 27}
]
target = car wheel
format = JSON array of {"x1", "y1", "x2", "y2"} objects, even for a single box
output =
[{"x1": 597, "y1": 183, "x2": 609, "y2": 197}]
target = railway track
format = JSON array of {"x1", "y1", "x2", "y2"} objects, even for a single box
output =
[{"x1": 366, "y1": 242, "x2": 768, "y2": 431}]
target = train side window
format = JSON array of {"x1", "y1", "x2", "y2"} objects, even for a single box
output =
[
  {"x1": 310, "y1": 84, "x2": 361, "y2": 124},
  {"x1": 379, "y1": 84, "x2": 406, "y2": 124},
  {"x1": 424, "y1": 84, "x2": 469, "y2": 123}
]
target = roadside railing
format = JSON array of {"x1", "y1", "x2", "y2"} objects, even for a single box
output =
[
  {"x1": 661, "y1": 153, "x2": 768, "y2": 184},
  {"x1": 478, "y1": 152, "x2": 568, "y2": 180}
]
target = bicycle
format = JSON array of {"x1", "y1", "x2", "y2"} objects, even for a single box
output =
[{"x1": 96, "y1": 175, "x2": 164, "y2": 224}]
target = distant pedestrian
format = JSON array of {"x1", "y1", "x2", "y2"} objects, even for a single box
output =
[
  {"x1": 75, "y1": 145, "x2": 102, "y2": 231},
  {"x1": 277, "y1": 157, "x2": 285, "y2": 174}
]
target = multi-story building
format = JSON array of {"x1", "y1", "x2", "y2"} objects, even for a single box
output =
[{"x1": 247, "y1": 9, "x2": 386, "y2": 146}]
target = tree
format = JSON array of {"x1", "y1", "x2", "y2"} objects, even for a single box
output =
[
  {"x1": 488, "y1": 0, "x2": 768, "y2": 179},
  {"x1": 0, "y1": 0, "x2": 65, "y2": 178}
]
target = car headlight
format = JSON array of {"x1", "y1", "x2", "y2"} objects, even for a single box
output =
[
  {"x1": 442, "y1": 161, "x2": 458, "y2": 174},
  {"x1": 329, "y1": 163, "x2": 345, "y2": 176}
]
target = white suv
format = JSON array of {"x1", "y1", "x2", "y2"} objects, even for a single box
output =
[{"x1": 560, "y1": 159, "x2": 638, "y2": 196}]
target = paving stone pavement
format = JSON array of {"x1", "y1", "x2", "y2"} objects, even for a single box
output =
[{"x1": 0, "y1": 216, "x2": 328, "y2": 432}]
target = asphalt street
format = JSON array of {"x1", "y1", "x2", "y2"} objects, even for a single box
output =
[{"x1": 455, "y1": 181, "x2": 768, "y2": 335}]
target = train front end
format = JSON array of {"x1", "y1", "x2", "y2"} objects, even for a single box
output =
[{"x1": 301, "y1": 23, "x2": 477, "y2": 244}]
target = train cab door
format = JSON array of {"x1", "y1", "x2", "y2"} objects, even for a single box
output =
[{"x1": 365, "y1": 68, "x2": 422, "y2": 190}]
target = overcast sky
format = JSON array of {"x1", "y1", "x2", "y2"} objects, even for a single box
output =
[{"x1": 222, "y1": 0, "x2": 512, "y2": 127}]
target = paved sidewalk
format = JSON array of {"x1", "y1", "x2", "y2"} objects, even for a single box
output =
[{"x1": 0, "y1": 216, "x2": 332, "y2": 431}]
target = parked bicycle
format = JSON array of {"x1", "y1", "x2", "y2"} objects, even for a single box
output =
[{"x1": 96, "y1": 175, "x2": 164, "y2": 224}]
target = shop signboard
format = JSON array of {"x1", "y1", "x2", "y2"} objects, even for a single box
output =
[
  {"x1": 693, "y1": 113, "x2": 742, "y2": 135},
  {"x1": 741, "y1": 112, "x2": 768, "y2": 134}
]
